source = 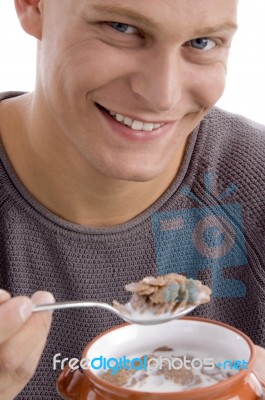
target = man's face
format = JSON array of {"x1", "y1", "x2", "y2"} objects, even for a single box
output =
[{"x1": 36, "y1": 0, "x2": 238, "y2": 182}]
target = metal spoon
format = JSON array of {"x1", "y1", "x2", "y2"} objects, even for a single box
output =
[{"x1": 32, "y1": 290, "x2": 208, "y2": 325}]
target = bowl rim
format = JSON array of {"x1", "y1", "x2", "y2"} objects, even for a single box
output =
[{"x1": 81, "y1": 316, "x2": 256, "y2": 397}]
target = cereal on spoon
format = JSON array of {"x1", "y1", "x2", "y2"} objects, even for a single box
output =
[{"x1": 113, "y1": 273, "x2": 211, "y2": 316}]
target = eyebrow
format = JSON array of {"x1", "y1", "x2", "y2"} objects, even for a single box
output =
[
  {"x1": 91, "y1": 4, "x2": 238, "y2": 35},
  {"x1": 91, "y1": 4, "x2": 163, "y2": 29},
  {"x1": 191, "y1": 22, "x2": 238, "y2": 37}
]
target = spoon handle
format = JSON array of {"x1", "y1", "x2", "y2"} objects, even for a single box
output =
[{"x1": 33, "y1": 300, "x2": 115, "y2": 313}]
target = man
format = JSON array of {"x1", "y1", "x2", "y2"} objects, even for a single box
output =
[{"x1": 0, "y1": 0, "x2": 264, "y2": 398}]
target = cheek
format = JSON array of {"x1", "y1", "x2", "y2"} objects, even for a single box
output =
[
  {"x1": 187, "y1": 63, "x2": 227, "y2": 108},
  {"x1": 54, "y1": 43, "x2": 133, "y2": 95}
]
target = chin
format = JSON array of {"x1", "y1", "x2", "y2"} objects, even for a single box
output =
[
  {"x1": 92, "y1": 150, "x2": 174, "y2": 183},
  {"x1": 111, "y1": 171, "x2": 159, "y2": 183},
  {"x1": 102, "y1": 164, "x2": 164, "y2": 183}
]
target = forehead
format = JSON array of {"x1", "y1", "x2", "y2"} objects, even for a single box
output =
[
  {"x1": 79, "y1": 0, "x2": 238, "y2": 22},
  {"x1": 76, "y1": 0, "x2": 238, "y2": 35}
]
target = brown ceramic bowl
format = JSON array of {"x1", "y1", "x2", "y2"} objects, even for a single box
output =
[{"x1": 57, "y1": 317, "x2": 263, "y2": 399}]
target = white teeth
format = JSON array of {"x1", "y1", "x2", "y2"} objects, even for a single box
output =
[
  {"x1": 124, "y1": 117, "x2": 133, "y2": 127},
  {"x1": 108, "y1": 109, "x2": 163, "y2": 131},
  {"x1": 143, "y1": 123, "x2": 155, "y2": 132},
  {"x1": 116, "y1": 114, "x2": 125, "y2": 122},
  {"x1": 131, "y1": 120, "x2": 144, "y2": 130}
]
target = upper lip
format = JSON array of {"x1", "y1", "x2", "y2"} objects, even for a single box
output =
[{"x1": 96, "y1": 103, "x2": 175, "y2": 125}]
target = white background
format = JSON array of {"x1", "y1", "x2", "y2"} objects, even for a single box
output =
[{"x1": 0, "y1": 0, "x2": 264, "y2": 124}]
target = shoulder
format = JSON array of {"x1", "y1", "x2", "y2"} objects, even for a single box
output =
[
  {"x1": 200, "y1": 107, "x2": 265, "y2": 166},
  {"x1": 195, "y1": 108, "x2": 265, "y2": 238},
  {"x1": 204, "y1": 107, "x2": 265, "y2": 144}
]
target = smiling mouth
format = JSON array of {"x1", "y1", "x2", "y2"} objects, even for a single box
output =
[{"x1": 96, "y1": 103, "x2": 165, "y2": 132}]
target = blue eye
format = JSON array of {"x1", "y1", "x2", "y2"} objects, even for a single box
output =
[
  {"x1": 109, "y1": 22, "x2": 138, "y2": 34},
  {"x1": 190, "y1": 38, "x2": 216, "y2": 51}
]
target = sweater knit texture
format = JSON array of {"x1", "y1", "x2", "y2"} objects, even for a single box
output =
[{"x1": 0, "y1": 91, "x2": 265, "y2": 399}]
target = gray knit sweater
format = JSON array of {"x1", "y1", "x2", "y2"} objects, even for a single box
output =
[{"x1": 1, "y1": 92, "x2": 265, "y2": 399}]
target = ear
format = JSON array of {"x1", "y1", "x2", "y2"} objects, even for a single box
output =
[{"x1": 14, "y1": 0, "x2": 43, "y2": 40}]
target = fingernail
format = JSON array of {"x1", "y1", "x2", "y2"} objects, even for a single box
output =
[
  {"x1": 19, "y1": 299, "x2": 33, "y2": 321},
  {"x1": 31, "y1": 292, "x2": 55, "y2": 315},
  {"x1": 0, "y1": 289, "x2": 10, "y2": 298},
  {"x1": 31, "y1": 291, "x2": 55, "y2": 305}
]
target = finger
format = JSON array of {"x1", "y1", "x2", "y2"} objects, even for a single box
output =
[
  {"x1": 0, "y1": 327, "x2": 51, "y2": 398},
  {"x1": 31, "y1": 290, "x2": 55, "y2": 306},
  {"x1": 0, "y1": 292, "x2": 54, "y2": 391},
  {"x1": 0, "y1": 290, "x2": 11, "y2": 305},
  {"x1": 0, "y1": 296, "x2": 32, "y2": 344},
  {"x1": 253, "y1": 345, "x2": 265, "y2": 387}
]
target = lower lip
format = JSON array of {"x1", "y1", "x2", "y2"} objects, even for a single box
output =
[{"x1": 97, "y1": 105, "x2": 173, "y2": 143}]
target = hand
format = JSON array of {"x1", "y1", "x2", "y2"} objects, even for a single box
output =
[
  {"x1": 253, "y1": 344, "x2": 265, "y2": 397},
  {"x1": 0, "y1": 289, "x2": 54, "y2": 400}
]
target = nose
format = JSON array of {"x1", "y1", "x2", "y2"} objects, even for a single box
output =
[{"x1": 130, "y1": 47, "x2": 183, "y2": 112}]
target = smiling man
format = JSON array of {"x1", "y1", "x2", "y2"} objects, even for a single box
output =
[{"x1": 0, "y1": 0, "x2": 265, "y2": 398}]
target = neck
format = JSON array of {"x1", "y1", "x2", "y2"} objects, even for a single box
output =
[{"x1": 0, "y1": 93, "x2": 188, "y2": 227}]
